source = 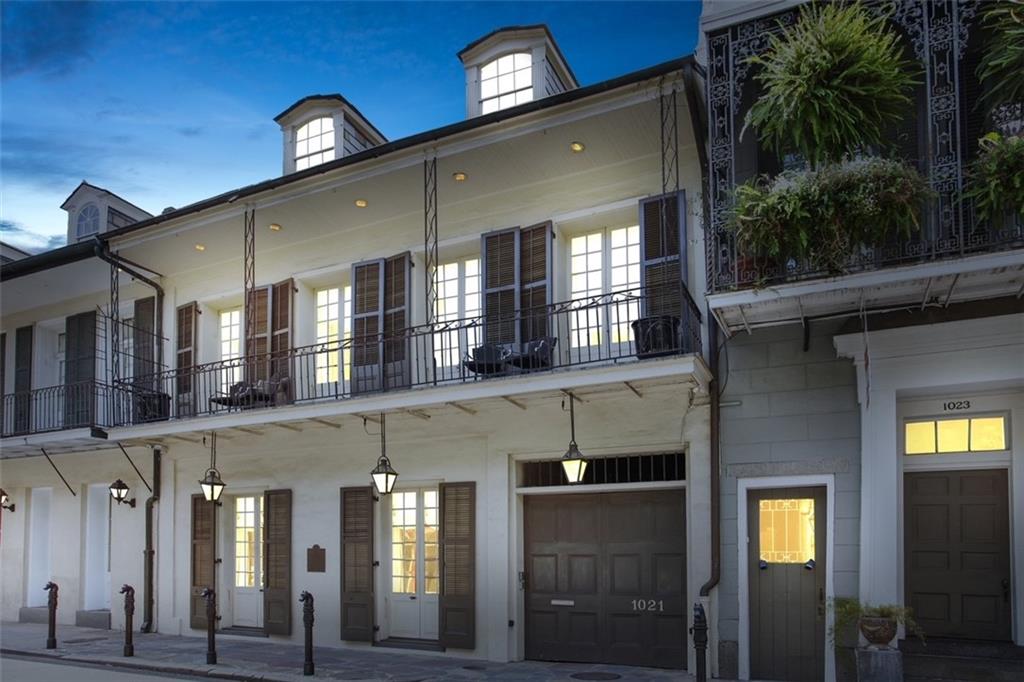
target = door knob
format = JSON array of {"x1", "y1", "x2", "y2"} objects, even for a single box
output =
[
  {"x1": 410, "y1": 595, "x2": 417, "y2": 600},
  {"x1": 1002, "y1": 579, "x2": 1010, "y2": 603},
  {"x1": 758, "y1": 559, "x2": 768, "y2": 570}
]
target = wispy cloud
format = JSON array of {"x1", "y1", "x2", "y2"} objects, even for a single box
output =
[
  {"x1": 177, "y1": 126, "x2": 204, "y2": 138},
  {"x1": 0, "y1": 219, "x2": 66, "y2": 253},
  {"x1": 1, "y1": 2, "x2": 100, "y2": 79}
]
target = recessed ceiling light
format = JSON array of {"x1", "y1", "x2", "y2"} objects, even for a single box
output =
[
  {"x1": 354, "y1": 199, "x2": 368, "y2": 208},
  {"x1": 269, "y1": 223, "x2": 282, "y2": 232},
  {"x1": 194, "y1": 244, "x2": 206, "y2": 252},
  {"x1": 570, "y1": 141, "x2": 585, "y2": 153},
  {"x1": 452, "y1": 171, "x2": 468, "y2": 182}
]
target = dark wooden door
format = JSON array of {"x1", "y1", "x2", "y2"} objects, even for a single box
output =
[
  {"x1": 749, "y1": 486, "x2": 827, "y2": 682},
  {"x1": 904, "y1": 469, "x2": 1011, "y2": 641},
  {"x1": 524, "y1": 490, "x2": 686, "y2": 669}
]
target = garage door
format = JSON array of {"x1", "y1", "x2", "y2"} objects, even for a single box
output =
[{"x1": 524, "y1": 490, "x2": 687, "y2": 669}]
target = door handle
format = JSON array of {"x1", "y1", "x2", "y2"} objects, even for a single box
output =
[
  {"x1": 410, "y1": 595, "x2": 417, "y2": 600},
  {"x1": 758, "y1": 559, "x2": 768, "y2": 570},
  {"x1": 1002, "y1": 579, "x2": 1010, "y2": 603}
]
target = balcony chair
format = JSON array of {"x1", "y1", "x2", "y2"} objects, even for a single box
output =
[
  {"x1": 508, "y1": 336, "x2": 558, "y2": 371},
  {"x1": 209, "y1": 375, "x2": 291, "y2": 411},
  {"x1": 462, "y1": 343, "x2": 512, "y2": 376},
  {"x1": 631, "y1": 315, "x2": 683, "y2": 359}
]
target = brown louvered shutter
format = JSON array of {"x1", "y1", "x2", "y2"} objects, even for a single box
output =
[
  {"x1": 382, "y1": 254, "x2": 410, "y2": 390},
  {"x1": 190, "y1": 494, "x2": 216, "y2": 629},
  {"x1": 263, "y1": 489, "x2": 292, "y2": 635},
  {"x1": 640, "y1": 192, "x2": 687, "y2": 318},
  {"x1": 13, "y1": 326, "x2": 32, "y2": 434},
  {"x1": 133, "y1": 297, "x2": 156, "y2": 386},
  {"x1": 518, "y1": 222, "x2": 551, "y2": 342},
  {"x1": 246, "y1": 286, "x2": 271, "y2": 383},
  {"x1": 340, "y1": 486, "x2": 375, "y2": 641},
  {"x1": 270, "y1": 279, "x2": 293, "y2": 400},
  {"x1": 176, "y1": 302, "x2": 199, "y2": 417},
  {"x1": 482, "y1": 229, "x2": 518, "y2": 344},
  {"x1": 439, "y1": 481, "x2": 475, "y2": 649},
  {"x1": 351, "y1": 260, "x2": 383, "y2": 394},
  {"x1": 64, "y1": 311, "x2": 96, "y2": 427}
]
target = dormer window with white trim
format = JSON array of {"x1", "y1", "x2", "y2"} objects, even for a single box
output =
[
  {"x1": 480, "y1": 53, "x2": 533, "y2": 114},
  {"x1": 77, "y1": 204, "x2": 100, "y2": 240},
  {"x1": 295, "y1": 116, "x2": 336, "y2": 171}
]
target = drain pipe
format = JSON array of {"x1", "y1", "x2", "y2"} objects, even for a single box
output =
[
  {"x1": 141, "y1": 446, "x2": 162, "y2": 632},
  {"x1": 700, "y1": 312, "x2": 721, "y2": 598},
  {"x1": 93, "y1": 238, "x2": 165, "y2": 369}
]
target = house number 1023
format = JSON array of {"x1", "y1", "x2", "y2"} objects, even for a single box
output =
[
  {"x1": 631, "y1": 599, "x2": 664, "y2": 612},
  {"x1": 943, "y1": 400, "x2": 971, "y2": 411}
]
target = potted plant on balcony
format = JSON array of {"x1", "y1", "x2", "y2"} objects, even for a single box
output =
[
  {"x1": 977, "y1": 0, "x2": 1024, "y2": 115},
  {"x1": 964, "y1": 132, "x2": 1024, "y2": 229}
]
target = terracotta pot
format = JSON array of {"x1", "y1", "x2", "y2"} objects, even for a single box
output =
[{"x1": 859, "y1": 616, "x2": 897, "y2": 647}]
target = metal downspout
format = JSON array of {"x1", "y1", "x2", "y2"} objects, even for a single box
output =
[
  {"x1": 93, "y1": 239, "x2": 165, "y2": 369},
  {"x1": 142, "y1": 446, "x2": 162, "y2": 632},
  {"x1": 700, "y1": 313, "x2": 721, "y2": 597}
]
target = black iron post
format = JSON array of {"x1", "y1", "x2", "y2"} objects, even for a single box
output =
[
  {"x1": 44, "y1": 582, "x2": 58, "y2": 649},
  {"x1": 300, "y1": 591, "x2": 315, "y2": 676},
  {"x1": 120, "y1": 585, "x2": 135, "y2": 656},
  {"x1": 202, "y1": 587, "x2": 217, "y2": 664},
  {"x1": 691, "y1": 602, "x2": 708, "y2": 682}
]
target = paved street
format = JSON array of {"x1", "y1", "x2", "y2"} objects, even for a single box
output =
[
  {"x1": 0, "y1": 622, "x2": 700, "y2": 681},
  {"x1": 1, "y1": 655, "x2": 207, "y2": 681}
]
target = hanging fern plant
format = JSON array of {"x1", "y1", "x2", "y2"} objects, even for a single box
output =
[
  {"x1": 964, "y1": 132, "x2": 1024, "y2": 227},
  {"x1": 978, "y1": 1, "x2": 1024, "y2": 109},
  {"x1": 743, "y1": 2, "x2": 918, "y2": 167}
]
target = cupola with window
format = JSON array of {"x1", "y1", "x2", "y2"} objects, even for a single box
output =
[
  {"x1": 458, "y1": 24, "x2": 578, "y2": 119},
  {"x1": 274, "y1": 94, "x2": 387, "y2": 176},
  {"x1": 60, "y1": 181, "x2": 153, "y2": 245}
]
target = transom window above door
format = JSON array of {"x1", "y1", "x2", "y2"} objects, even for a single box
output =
[{"x1": 904, "y1": 415, "x2": 1008, "y2": 455}]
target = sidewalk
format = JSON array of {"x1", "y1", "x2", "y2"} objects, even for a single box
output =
[{"x1": 0, "y1": 621, "x2": 695, "y2": 681}]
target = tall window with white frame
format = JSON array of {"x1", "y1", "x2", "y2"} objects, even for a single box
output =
[
  {"x1": 569, "y1": 225, "x2": 641, "y2": 348},
  {"x1": 77, "y1": 204, "x2": 100, "y2": 241},
  {"x1": 433, "y1": 258, "x2": 481, "y2": 369},
  {"x1": 314, "y1": 286, "x2": 352, "y2": 390},
  {"x1": 294, "y1": 117, "x2": 335, "y2": 171},
  {"x1": 219, "y1": 309, "x2": 242, "y2": 392},
  {"x1": 480, "y1": 53, "x2": 532, "y2": 115}
]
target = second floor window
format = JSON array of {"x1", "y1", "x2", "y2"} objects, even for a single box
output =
[
  {"x1": 569, "y1": 225, "x2": 641, "y2": 347},
  {"x1": 219, "y1": 309, "x2": 242, "y2": 391},
  {"x1": 77, "y1": 204, "x2": 100, "y2": 240},
  {"x1": 315, "y1": 286, "x2": 352, "y2": 385},
  {"x1": 480, "y1": 52, "x2": 532, "y2": 115},
  {"x1": 434, "y1": 258, "x2": 480, "y2": 367},
  {"x1": 295, "y1": 116, "x2": 335, "y2": 171}
]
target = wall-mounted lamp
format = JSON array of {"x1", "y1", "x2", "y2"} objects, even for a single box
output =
[
  {"x1": 109, "y1": 479, "x2": 136, "y2": 508},
  {"x1": 0, "y1": 488, "x2": 14, "y2": 512}
]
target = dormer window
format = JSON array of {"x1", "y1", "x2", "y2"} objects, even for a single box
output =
[
  {"x1": 76, "y1": 204, "x2": 100, "y2": 240},
  {"x1": 480, "y1": 53, "x2": 533, "y2": 115},
  {"x1": 295, "y1": 116, "x2": 335, "y2": 171}
]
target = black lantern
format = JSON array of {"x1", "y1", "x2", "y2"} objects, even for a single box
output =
[
  {"x1": 370, "y1": 413, "x2": 398, "y2": 495},
  {"x1": 0, "y1": 488, "x2": 14, "y2": 512},
  {"x1": 561, "y1": 396, "x2": 588, "y2": 484},
  {"x1": 109, "y1": 479, "x2": 135, "y2": 507},
  {"x1": 199, "y1": 432, "x2": 226, "y2": 502}
]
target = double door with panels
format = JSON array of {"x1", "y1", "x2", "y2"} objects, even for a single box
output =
[{"x1": 388, "y1": 488, "x2": 440, "y2": 640}]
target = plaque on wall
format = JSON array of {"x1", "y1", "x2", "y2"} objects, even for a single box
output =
[{"x1": 306, "y1": 544, "x2": 326, "y2": 573}]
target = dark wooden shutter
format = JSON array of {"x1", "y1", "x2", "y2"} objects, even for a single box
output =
[
  {"x1": 340, "y1": 486, "x2": 375, "y2": 641},
  {"x1": 351, "y1": 260, "x2": 382, "y2": 394},
  {"x1": 640, "y1": 192, "x2": 687, "y2": 318},
  {"x1": 270, "y1": 279, "x2": 294, "y2": 400},
  {"x1": 190, "y1": 494, "x2": 216, "y2": 629},
  {"x1": 175, "y1": 302, "x2": 199, "y2": 417},
  {"x1": 518, "y1": 222, "x2": 551, "y2": 342},
  {"x1": 382, "y1": 254, "x2": 410, "y2": 390},
  {"x1": 263, "y1": 489, "x2": 292, "y2": 635},
  {"x1": 64, "y1": 311, "x2": 96, "y2": 428},
  {"x1": 439, "y1": 481, "x2": 475, "y2": 649},
  {"x1": 133, "y1": 297, "x2": 156, "y2": 386},
  {"x1": 246, "y1": 287, "x2": 271, "y2": 383},
  {"x1": 482, "y1": 229, "x2": 519, "y2": 345},
  {"x1": 13, "y1": 326, "x2": 32, "y2": 434}
]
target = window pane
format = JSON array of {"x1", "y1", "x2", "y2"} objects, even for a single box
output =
[
  {"x1": 514, "y1": 52, "x2": 531, "y2": 69},
  {"x1": 498, "y1": 54, "x2": 514, "y2": 74},
  {"x1": 905, "y1": 421, "x2": 936, "y2": 455},
  {"x1": 480, "y1": 60, "x2": 496, "y2": 80},
  {"x1": 514, "y1": 68, "x2": 531, "y2": 90},
  {"x1": 970, "y1": 417, "x2": 1006, "y2": 451},
  {"x1": 481, "y1": 98, "x2": 499, "y2": 115},
  {"x1": 937, "y1": 419, "x2": 970, "y2": 453},
  {"x1": 759, "y1": 498, "x2": 815, "y2": 564},
  {"x1": 481, "y1": 77, "x2": 497, "y2": 99}
]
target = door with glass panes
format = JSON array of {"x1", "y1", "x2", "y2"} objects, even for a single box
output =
[
  {"x1": 388, "y1": 489, "x2": 440, "y2": 640},
  {"x1": 233, "y1": 495, "x2": 263, "y2": 628}
]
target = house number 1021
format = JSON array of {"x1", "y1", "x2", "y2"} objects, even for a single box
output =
[{"x1": 631, "y1": 599, "x2": 664, "y2": 612}]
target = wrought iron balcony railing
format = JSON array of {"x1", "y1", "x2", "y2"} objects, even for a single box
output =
[{"x1": 2, "y1": 286, "x2": 702, "y2": 437}]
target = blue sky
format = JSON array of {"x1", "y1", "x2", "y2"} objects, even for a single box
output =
[{"x1": 1, "y1": 1, "x2": 701, "y2": 253}]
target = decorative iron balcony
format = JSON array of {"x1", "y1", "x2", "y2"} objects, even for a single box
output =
[{"x1": 1, "y1": 286, "x2": 702, "y2": 437}]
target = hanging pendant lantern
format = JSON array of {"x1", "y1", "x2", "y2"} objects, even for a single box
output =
[
  {"x1": 199, "y1": 432, "x2": 226, "y2": 502},
  {"x1": 561, "y1": 395, "x2": 588, "y2": 484},
  {"x1": 371, "y1": 413, "x2": 399, "y2": 495}
]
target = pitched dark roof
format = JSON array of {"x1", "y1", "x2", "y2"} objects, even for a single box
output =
[
  {"x1": 273, "y1": 93, "x2": 388, "y2": 142},
  {"x1": 59, "y1": 180, "x2": 153, "y2": 217},
  {"x1": 3, "y1": 55, "x2": 693, "y2": 282},
  {"x1": 457, "y1": 24, "x2": 578, "y2": 87}
]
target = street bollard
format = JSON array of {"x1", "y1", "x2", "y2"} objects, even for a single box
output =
[
  {"x1": 44, "y1": 582, "x2": 59, "y2": 649},
  {"x1": 120, "y1": 585, "x2": 135, "y2": 656},
  {"x1": 300, "y1": 591, "x2": 315, "y2": 676},
  {"x1": 691, "y1": 602, "x2": 708, "y2": 682},
  {"x1": 201, "y1": 587, "x2": 217, "y2": 664}
]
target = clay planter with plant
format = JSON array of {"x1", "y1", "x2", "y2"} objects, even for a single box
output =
[{"x1": 831, "y1": 597, "x2": 923, "y2": 650}]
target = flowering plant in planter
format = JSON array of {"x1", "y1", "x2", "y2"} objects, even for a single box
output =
[{"x1": 729, "y1": 158, "x2": 932, "y2": 275}]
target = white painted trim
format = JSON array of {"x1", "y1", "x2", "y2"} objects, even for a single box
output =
[{"x1": 737, "y1": 474, "x2": 836, "y2": 682}]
